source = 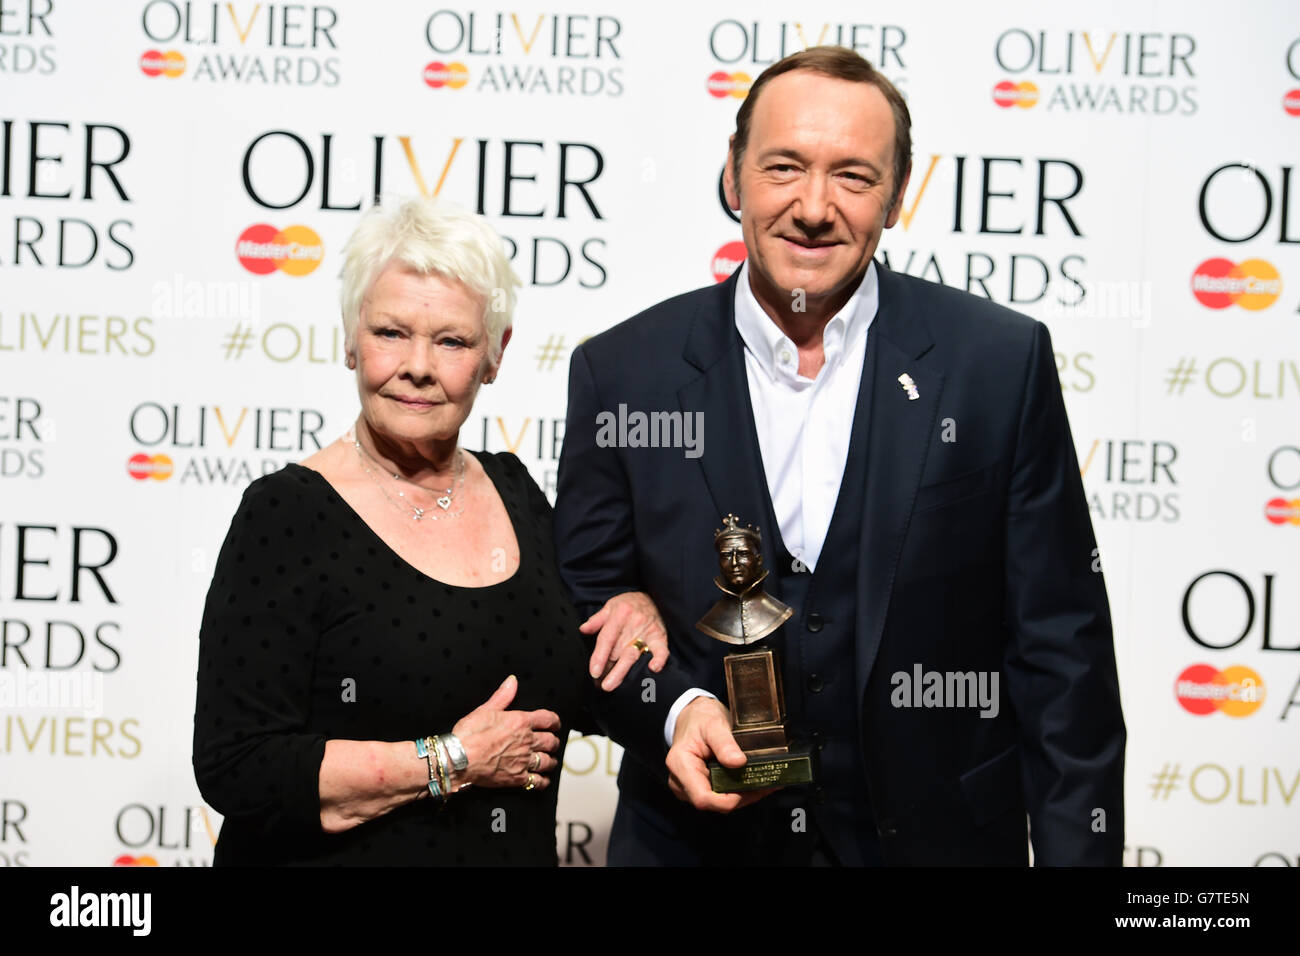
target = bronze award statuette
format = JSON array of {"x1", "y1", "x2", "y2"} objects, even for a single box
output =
[{"x1": 695, "y1": 514, "x2": 814, "y2": 793}]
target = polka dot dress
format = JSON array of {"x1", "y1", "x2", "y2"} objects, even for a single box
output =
[{"x1": 192, "y1": 451, "x2": 589, "y2": 865}]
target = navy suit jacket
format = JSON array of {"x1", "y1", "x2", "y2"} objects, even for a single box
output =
[{"x1": 554, "y1": 262, "x2": 1126, "y2": 865}]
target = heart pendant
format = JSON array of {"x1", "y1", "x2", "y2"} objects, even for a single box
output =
[{"x1": 436, "y1": 496, "x2": 452, "y2": 510}]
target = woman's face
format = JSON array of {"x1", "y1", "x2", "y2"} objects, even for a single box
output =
[{"x1": 352, "y1": 266, "x2": 502, "y2": 448}]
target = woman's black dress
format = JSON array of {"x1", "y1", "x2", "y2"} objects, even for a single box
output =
[{"x1": 192, "y1": 451, "x2": 588, "y2": 865}]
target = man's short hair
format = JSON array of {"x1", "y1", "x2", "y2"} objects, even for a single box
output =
[
  {"x1": 339, "y1": 196, "x2": 519, "y2": 362},
  {"x1": 732, "y1": 46, "x2": 913, "y2": 213}
]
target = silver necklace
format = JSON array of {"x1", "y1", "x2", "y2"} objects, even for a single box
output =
[{"x1": 349, "y1": 430, "x2": 466, "y2": 521}]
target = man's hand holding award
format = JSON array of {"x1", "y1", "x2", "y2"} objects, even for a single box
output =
[{"x1": 666, "y1": 514, "x2": 814, "y2": 812}]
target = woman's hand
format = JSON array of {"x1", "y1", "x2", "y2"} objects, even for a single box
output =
[
  {"x1": 317, "y1": 675, "x2": 558, "y2": 833},
  {"x1": 582, "y1": 590, "x2": 670, "y2": 691},
  {"x1": 452, "y1": 675, "x2": 562, "y2": 790}
]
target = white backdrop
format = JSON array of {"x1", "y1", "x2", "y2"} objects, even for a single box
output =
[{"x1": 1, "y1": 0, "x2": 1298, "y2": 867}]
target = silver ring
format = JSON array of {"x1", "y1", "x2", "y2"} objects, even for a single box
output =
[{"x1": 530, "y1": 751, "x2": 542, "y2": 772}]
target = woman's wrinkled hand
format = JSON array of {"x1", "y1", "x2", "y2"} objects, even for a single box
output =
[{"x1": 451, "y1": 675, "x2": 561, "y2": 791}]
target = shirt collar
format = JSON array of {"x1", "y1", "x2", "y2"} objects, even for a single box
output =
[{"x1": 733, "y1": 259, "x2": 878, "y2": 386}]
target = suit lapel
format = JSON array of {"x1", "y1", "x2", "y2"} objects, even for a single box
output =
[
  {"x1": 677, "y1": 271, "x2": 785, "y2": 589},
  {"x1": 854, "y1": 263, "x2": 945, "y2": 700}
]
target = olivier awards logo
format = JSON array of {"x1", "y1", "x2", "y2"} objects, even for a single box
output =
[
  {"x1": 137, "y1": 0, "x2": 342, "y2": 85},
  {"x1": 420, "y1": 10, "x2": 624, "y2": 96},
  {"x1": 0, "y1": 0, "x2": 55, "y2": 75},
  {"x1": 0, "y1": 118, "x2": 135, "y2": 271},
  {"x1": 125, "y1": 401, "x2": 327, "y2": 485},
  {"x1": 704, "y1": 17, "x2": 908, "y2": 100},
  {"x1": 990, "y1": 27, "x2": 1198, "y2": 114},
  {"x1": 239, "y1": 128, "x2": 609, "y2": 289}
]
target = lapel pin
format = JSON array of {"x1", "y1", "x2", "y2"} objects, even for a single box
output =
[{"x1": 897, "y1": 372, "x2": 920, "y2": 401}]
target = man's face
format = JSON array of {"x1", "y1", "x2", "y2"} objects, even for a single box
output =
[
  {"x1": 718, "y1": 537, "x2": 760, "y2": 589},
  {"x1": 723, "y1": 70, "x2": 909, "y2": 316}
]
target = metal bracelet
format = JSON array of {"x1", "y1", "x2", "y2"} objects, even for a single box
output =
[
  {"x1": 416, "y1": 737, "x2": 443, "y2": 801},
  {"x1": 431, "y1": 735, "x2": 452, "y2": 798},
  {"x1": 439, "y1": 733, "x2": 469, "y2": 771}
]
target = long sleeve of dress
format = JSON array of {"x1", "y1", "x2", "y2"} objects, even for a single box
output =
[
  {"x1": 511, "y1": 452, "x2": 602, "y2": 738},
  {"x1": 192, "y1": 470, "x2": 328, "y2": 842}
]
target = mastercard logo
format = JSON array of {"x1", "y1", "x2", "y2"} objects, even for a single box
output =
[
  {"x1": 140, "y1": 49, "x2": 185, "y2": 78},
  {"x1": 1284, "y1": 89, "x2": 1300, "y2": 117},
  {"x1": 423, "y1": 61, "x2": 469, "y2": 90},
  {"x1": 236, "y1": 224, "x2": 324, "y2": 277},
  {"x1": 127, "y1": 453, "x2": 173, "y2": 481},
  {"x1": 1175, "y1": 664, "x2": 1264, "y2": 717},
  {"x1": 712, "y1": 240, "x2": 746, "y2": 283},
  {"x1": 1265, "y1": 497, "x2": 1300, "y2": 525},
  {"x1": 707, "y1": 71, "x2": 751, "y2": 99},
  {"x1": 993, "y1": 80, "x2": 1038, "y2": 109},
  {"x1": 112, "y1": 854, "x2": 160, "y2": 866},
  {"x1": 1191, "y1": 258, "x2": 1282, "y2": 310}
]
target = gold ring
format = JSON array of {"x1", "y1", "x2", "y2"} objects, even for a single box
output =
[
  {"x1": 630, "y1": 638, "x2": 650, "y2": 654},
  {"x1": 530, "y1": 752, "x2": 542, "y2": 771},
  {"x1": 524, "y1": 773, "x2": 537, "y2": 791}
]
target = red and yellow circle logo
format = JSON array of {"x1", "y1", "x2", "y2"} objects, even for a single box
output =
[
  {"x1": 1191, "y1": 258, "x2": 1282, "y2": 310},
  {"x1": 1284, "y1": 89, "x2": 1300, "y2": 117},
  {"x1": 236, "y1": 224, "x2": 324, "y2": 276},
  {"x1": 711, "y1": 240, "x2": 746, "y2": 283},
  {"x1": 127, "y1": 453, "x2": 173, "y2": 481},
  {"x1": 707, "y1": 71, "x2": 751, "y2": 99},
  {"x1": 113, "y1": 854, "x2": 160, "y2": 866},
  {"x1": 140, "y1": 50, "x2": 185, "y2": 78},
  {"x1": 1175, "y1": 664, "x2": 1264, "y2": 717},
  {"x1": 993, "y1": 80, "x2": 1038, "y2": 109},
  {"x1": 423, "y1": 61, "x2": 469, "y2": 89},
  {"x1": 1265, "y1": 497, "x2": 1300, "y2": 525}
]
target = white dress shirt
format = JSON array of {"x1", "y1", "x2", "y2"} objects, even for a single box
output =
[
  {"x1": 664, "y1": 262, "x2": 879, "y2": 744},
  {"x1": 733, "y1": 260, "x2": 877, "y2": 572}
]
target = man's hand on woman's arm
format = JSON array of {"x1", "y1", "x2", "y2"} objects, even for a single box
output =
[{"x1": 581, "y1": 590, "x2": 669, "y2": 691}]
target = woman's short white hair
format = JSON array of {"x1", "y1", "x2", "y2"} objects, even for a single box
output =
[{"x1": 340, "y1": 196, "x2": 519, "y2": 362}]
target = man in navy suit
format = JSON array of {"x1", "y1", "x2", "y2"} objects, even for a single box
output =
[{"x1": 555, "y1": 46, "x2": 1125, "y2": 866}]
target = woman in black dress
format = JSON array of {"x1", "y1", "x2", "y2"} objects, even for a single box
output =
[{"x1": 192, "y1": 198, "x2": 666, "y2": 865}]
